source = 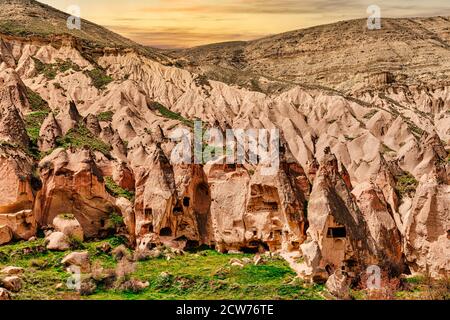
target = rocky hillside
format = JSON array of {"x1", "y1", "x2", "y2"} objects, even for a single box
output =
[
  {"x1": 171, "y1": 16, "x2": 450, "y2": 94},
  {"x1": 0, "y1": 0, "x2": 448, "y2": 299}
]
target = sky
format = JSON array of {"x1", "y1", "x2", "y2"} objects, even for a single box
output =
[{"x1": 40, "y1": 0, "x2": 450, "y2": 48}]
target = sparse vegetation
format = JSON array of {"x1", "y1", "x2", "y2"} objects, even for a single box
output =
[
  {"x1": 33, "y1": 58, "x2": 80, "y2": 80},
  {"x1": 381, "y1": 143, "x2": 396, "y2": 154},
  {"x1": 395, "y1": 172, "x2": 419, "y2": 199},
  {"x1": 85, "y1": 68, "x2": 113, "y2": 90},
  {"x1": 363, "y1": 109, "x2": 378, "y2": 120},
  {"x1": 25, "y1": 87, "x2": 49, "y2": 112},
  {"x1": 104, "y1": 177, "x2": 134, "y2": 201},
  {"x1": 58, "y1": 213, "x2": 75, "y2": 220},
  {"x1": 97, "y1": 111, "x2": 114, "y2": 122},
  {"x1": 25, "y1": 111, "x2": 49, "y2": 144},
  {"x1": 156, "y1": 103, "x2": 194, "y2": 127},
  {"x1": 56, "y1": 124, "x2": 112, "y2": 157}
]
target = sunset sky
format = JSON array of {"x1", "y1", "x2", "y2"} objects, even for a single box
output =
[{"x1": 41, "y1": 0, "x2": 450, "y2": 48}]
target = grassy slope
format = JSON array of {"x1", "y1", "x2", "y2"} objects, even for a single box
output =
[{"x1": 0, "y1": 238, "x2": 324, "y2": 300}]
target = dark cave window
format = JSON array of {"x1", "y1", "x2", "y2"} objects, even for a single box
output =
[
  {"x1": 144, "y1": 208, "x2": 152, "y2": 217},
  {"x1": 173, "y1": 205, "x2": 183, "y2": 215},
  {"x1": 183, "y1": 197, "x2": 190, "y2": 207},
  {"x1": 100, "y1": 219, "x2": 105, "y2": 228},
  {"x1": 160, "y1": 227, "x2": 172, "y2": 236},
  {"x1": 327, "y1": 227, "x2": 347, "y2": 238}
]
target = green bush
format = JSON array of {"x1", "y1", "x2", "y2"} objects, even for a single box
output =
[
  {"x1": 395, "y1": 172, "x2": 419, "y2": 199},
  {"x1": 32, "y1": 58, "x2": 81, "y2": 80},
  {"x1": 97, "y1": 111, "x2": 114, "y2": 122},
  {"x1": 56, "y1": 124, "x2": 112, "y2": 157},
  {"x1": 26, "y1": 87, "x2": 49, "y2": 111},
  {"x1": 104, "y1": 177, "x2": 134, "y2": 201},
  {"x1": 85, "y1": 68, "x2": 113, "y2": 89},
  {"x1": 156, "y1": 103, "x2": 194, "y2": 127}
]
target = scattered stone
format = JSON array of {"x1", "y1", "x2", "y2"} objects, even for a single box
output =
[
  {"x1": 79, "y1": 278, "x2": 97, "y2": 296},
  {"x1": 0, "y1": 288, "x2": 11, "y2": 300},
  {"x1": 61, "y1": 251, "x2": 91, "y2": 273},
  {"x1": 1, "y1": 276, "x2": 22, "y2": 292},
  {"x1": 325, "y1": 271, "x2": 350, "y2": 300},
  {"x1": 55, "y1": 283, "x2": 64, "y2": 290},
  {"x1": 0, "y1": 225, "x2": 13, "y2": 245},
  {"x1": 96, "y1": 242, "x2": 112, "y2": 254},
  {"x1": 1, "y1": 266, "x2": 25, "y2": 275},
  {"x1": 28, "y1": 236, "x2": 37, "y2": 241},
  {"x1": 112, "y1": 244, "x2": 131, "y2": 261},
  {"x1": 118, "y1": 279, "x2": 149, "y2": 293},
  {"x1": 46, "y1": 232, "x2": 70, "y2": 251},
  {"x1": 253, "y1": 254, "x2": 262, "y2": 265},
  {"x1": 53, "y1": 215, "x2": 84, "y2": 241}
]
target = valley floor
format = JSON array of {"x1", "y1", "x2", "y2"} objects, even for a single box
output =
[{"x1": 0, "y1": 238, "x2": 447, "y2": 300}]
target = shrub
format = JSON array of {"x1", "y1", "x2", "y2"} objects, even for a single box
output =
[
  {"x1": 56, "y1": 124, "x2": 112, "y2": 157},
  {"x1": 104, "y1": 177, "x2": 134, "y2": 201},
  {"x1": 32, "y1": 58, "x2": 81, "y2": 80},
  {"x1": 97, "y1": 111, "x2": 114, "y2": 122},
  {"x1": 25, "y1": 87, "x2": 49, "y2": 111},
  {"x1": 395, "y1": 172, "x2": 419, "y2": 199},
  {"x1": 109, "y1": 211, "x2": 124, "y2": 228},
  {"x1": 85, "y1": 68, "x2": 113, "y2": 89},
  {"x1": 156, "y1": 103, "x2": 194, "y2": 127}
]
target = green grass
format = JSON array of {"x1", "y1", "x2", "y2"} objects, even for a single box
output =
[
  {"x1": 395, "y1": 172, "x2": 419, "y2": 199},
  {"x1": 89, "y1": 249, "x2": 324, "y2": 300},
  {"x1": 25, "y1": 87, "x2": 49, "y2": 112},
  {"x1": 25, "y1": 111, "x2": 49, "y2": 144},
  {"x1": 155, "y1": 102, "x2": 194, "y2": 128},
  {"x1": 0, "y1": 239, "x2": 325, "y2": 300},
  {"x1": 85, "y1": 68, "x2": 113, "y2": 90},
  {"x1": 24, "y1": 110, "x2": 50, "y2": 159},
  {"x1": 32, "y1": 58, "x2": 80, "y2": 80},
  {"x1": 97, "y1": 111, "x2": 114, "y2": 122},
  {"x1": 56, "y1": 124, "x2": 112, "y2": 157},
  {"x1": 104, "y1": 177, "x2": 134, "y2": 201}
]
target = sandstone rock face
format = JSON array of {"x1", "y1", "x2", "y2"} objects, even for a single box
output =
[
  {"x1": 0, "y1": 210, "x2": 36, "y2": 240},
  {"x1": 0, "y1": 225, "x2": 12, "y2": 245},
  {"x1": 305, "y1": 150, "x2": 376, "y2": 278},
  {"x1": 403, "y1": 173, "x2": 450, "y2": 278},
  {"x1": 34, "y1": 148, "x2": 120, "y2": 238}
]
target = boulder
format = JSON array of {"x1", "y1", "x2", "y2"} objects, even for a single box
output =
[
  {"x1": 1, "y1": 275, "x2": 22, "y2": 292},
  {"x1": 0, "y1": 210, "x2": 37, "y2": 241},
  {"x1": 61, "y1": 251, "x2": 91, "y2": 273},
  {"x1": 1, "y1": 266, "x2": 24, "y2": 275},
  {"x1": 53, "y1": 214, "x2": 84, "y2": 241},
  {"x1": 45, "y1": 232, "x2": 70, "y2": 251},
  {"x1": 0, "y1": 288, "x2": 11, "y2": 300},
  {"x1": 0, "y1": 225, "x2": 12, "y2": 245},
  {"x1": 325, "y1": 271, "x2": 350, "y2": 300}
]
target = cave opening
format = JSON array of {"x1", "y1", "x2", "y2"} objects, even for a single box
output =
[
  {"x1": 327, "y1": 227, "x2": 347, "y2": 238},
  {"x1": 183, "y1": 197, "x2": 190, "y2": 207},
  {"x1": 159, "y1": 227, "x2": 173, "y2": 236},
  {"x1": 144, "y1": 208, "x2": 152, "y2": 217}
]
